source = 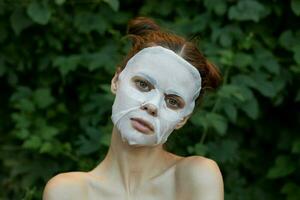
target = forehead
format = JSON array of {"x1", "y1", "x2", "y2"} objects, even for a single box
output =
[{"x1": 123, "y1": 49, "x2": 201, "y2": 101}]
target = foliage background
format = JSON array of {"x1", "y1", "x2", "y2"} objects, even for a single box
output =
[{"x1": 0, "y1": 0, "x2": 300, "y2": 199}]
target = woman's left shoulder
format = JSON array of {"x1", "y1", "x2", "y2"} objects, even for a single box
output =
[
  {"x1": 175, "y1": 156, "x2": 224, "y2": 199},
  {"x1": 176, "y1": 156, "x2": 222, "y2": 174}
]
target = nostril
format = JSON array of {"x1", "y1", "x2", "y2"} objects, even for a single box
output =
[{"x1": 141, "y1": 104, "x2": 157, "y2": 116}]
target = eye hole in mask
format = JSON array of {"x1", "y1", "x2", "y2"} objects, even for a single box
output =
[
  {"x1": 133, "y1": 78, "x2": 153, "y2": 92},
  {"x1": 131, "y1": 76, "x2": 185, "y2": 110},
  {"x1": 164, "y1": 95, "x2": 185, "y2": 110}
]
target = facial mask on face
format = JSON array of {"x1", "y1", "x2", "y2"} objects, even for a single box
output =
[{"x1": 111, "y1": 46, "x2": 202, "y2": 146}]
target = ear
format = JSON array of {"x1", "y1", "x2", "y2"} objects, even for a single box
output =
[
  {"x1": 174, "y1": 113, "x2": 192, "y2": 130},
  {"x1": 111, "y1": 71, "x2": 119, "y2": 94}
]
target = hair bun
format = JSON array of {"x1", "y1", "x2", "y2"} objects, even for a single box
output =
[{"x1": 127, "y1": 16, "x2": 161, "y2": 37}]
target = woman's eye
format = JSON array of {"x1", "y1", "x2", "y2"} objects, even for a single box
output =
[
  {"x1": 135, "y1": 80, "x2": 151, "y2": 91},
  {"x1": 166, "y1": 96, "x2": 180, "y2": 109}
]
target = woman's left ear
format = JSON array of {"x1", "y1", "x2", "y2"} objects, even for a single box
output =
[{"x1": 174, "y1": 114, "x2": 192, "y2": 130}]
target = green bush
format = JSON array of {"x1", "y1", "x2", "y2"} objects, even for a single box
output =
[{"x1": 0, "y1": 0, "x2": 299, "y2": 199}]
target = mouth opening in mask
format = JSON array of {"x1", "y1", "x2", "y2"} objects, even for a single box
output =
[{"x1": 130, "y1": 117, "x2": 155, "y2": 135}]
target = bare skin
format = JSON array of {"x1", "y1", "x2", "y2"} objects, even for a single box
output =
[{"x1": 43, "y1": 72, "x2": 224, "y2": 200}]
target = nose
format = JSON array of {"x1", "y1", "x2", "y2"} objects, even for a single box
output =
[{"x1": 141, "y1": 103, "x2": 158, "y2": 117}]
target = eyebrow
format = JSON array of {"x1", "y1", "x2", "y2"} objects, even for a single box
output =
[{"x1": 165, "y1": 89, "x2": 185, "y2": 100}]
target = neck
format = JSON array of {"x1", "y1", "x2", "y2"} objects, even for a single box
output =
[{"x1": 92, "y1": 126, "x2": 179, "y2": 194}]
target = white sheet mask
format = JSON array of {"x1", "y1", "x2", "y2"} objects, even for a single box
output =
[{"x1": 111, "y1": 46, "x2": 202, "y2": 146}]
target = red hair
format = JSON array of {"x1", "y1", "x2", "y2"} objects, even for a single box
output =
[{"x1": 116, "y1": 16, "x2": 222, "y2": 105}]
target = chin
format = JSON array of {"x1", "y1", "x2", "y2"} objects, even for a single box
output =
[
  {"x1": 116, "y1": 116, "x2": 156, "y2": 145},
  {"x1": 121, "y1": 129, "x2": 158, "y2": 146}
]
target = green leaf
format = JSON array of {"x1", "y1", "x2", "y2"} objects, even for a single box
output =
[
  {"x1": 218, "y1": 84, "x2": 247, "y2": 102},
  {"x1": 239, "y1": 32, "x2": 255, "y2": 50},
  {"x1": 190, "y1": 111, "x2": 209, "y2": 131},
  {"x1": 232, "y1": 73, "x2": 281, "y2": 103},
  {"x1": 253, "y1": 48, "x2": 280, "y2": 74},
  {"x1": 193, "y1": 143, "x2": 208, "y2": 156},
  {"x1": 0, "y1": 0, "x2": 4, "y2": 15},
  {"x1": 292, "y1": 45, "x2": 300, "y2": 64},
  {"x1": 140, "y1": 1, "x2": 173, "y2": 17},
  {"x1": 16, "y1": 99, "x2": 36, "y2": 112},
  {"x1": 250, "y1": 72, "x2": 277, "y2": 98},
  {"x1": 82, "y1": 93, "x2": 114, "y2": 116},
  {"x1": 10, "y1": 86, "x2": 32, "y2": 101},
  {"x1": 204, "y1": 0, "x2": 227, "y2": 16},
  {"x1": 191, "y1": 111, "x2": 228, "y2": 135},
  {"x1": 219, "y1": 49, "x2": 234, "y2": 66},
  {"x1": 99, "y1": 132, "x2": 111, "y2": 147},
  {"x1": 281, "y1": 183, "x2": 300, "y2": 200},
  {"x1": 10, "y1": 8, "x2": 33, "y2": 35},
  {"x1": 267, "y1": 155, "x2": 296, "y2": 179},
  {"x1": 291, "y1": 0, "x2": 300, "y2": 16},
  {"x1": 214, "y1": 2, "x2": 227, "y2": 16},
  {"x1": 55, "y1": 0, "x2": 65, "y2": 5},
  {"x1": 228, "y1": 0, "x2": 269, "y2": 22},
  {"x1": 103, "y1": 0, "x2": 119, "y2": 11},
  {"x1": 223, "y1": 102, "x2": 238, "y2": 123},
  {"x1": 291, "y1": 64, "x2": 300, "y2": 74},
  {"x1": 27, "y1": 1, "x2": 51, "y2": 25},
  {"x1": 39, "y1": 142, "x2": 53, "y2": 154},
  {"x1": 53, "y1": 55, "x2": 82, "y2": 76},
  {"x1": 207, "y1": 139, "x2": 239, "y2": 163},
  {"x1": 219, "y1": 32, "x2": 232, "y2": 47},
  {"x1": 14, "y1": 129, "x2": 30, "y2": 140},
  {"x1": 240, "y1": 95, "x2": 259, "y2": 120},
  {"x1": 190, "y1": 14, "x2": 209, "y2": 33},
  {"x1": 11, "y1": 113, "x2": 31, "y2": 129},
  {"x1": 292, "y1": 140, "x2": 300, "y2": 153},
  {"x1": 23, "y1": 135, "x2": 42, "y2": 150},
  {"x1": 76, "y1": 127, "x2": 102, "y2": 155},
  {"x1": 83, "y1": 44, "x2": 119, "y2": 72},
  {"x1": 98, "y1": 124, "x2": 112, "y2": 147},
  {"x1": 74, "y1": 12, "x2": 107, "y2": 34},
  {"x1": 279, "y1": 30, "x2": 295, "y2": 50},
  {"x1": 272, "y1": 75, "x2": 287, "y2": 94},
  {"x1": 33, "y1": 88, "x2": 55, "y2": 109},
  {"x1": 206, "y1": 113, "x2": 228, "y2": 135},
  {"x1": 41, "y1": 127, "x2": 59, "y2": 140},
  {"x1": 233, "y1": 53, "x2": 253, "y2": 69}
]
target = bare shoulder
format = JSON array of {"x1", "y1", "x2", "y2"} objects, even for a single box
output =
[
  {"x1": 43, "y1": 172, "x2": 89, "y2": 200},
  {"x1": 175, "y1": 156, "x2": 224, "y2": 200},
  {"x1": 176, "y1": 156, "x2": 223, "y2": 178}
]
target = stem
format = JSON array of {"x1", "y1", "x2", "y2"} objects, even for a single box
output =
[{"x1": 200, "y1": 129, "x2": 207, "y2": 144}]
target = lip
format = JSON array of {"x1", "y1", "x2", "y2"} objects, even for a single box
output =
[{"x1": 130, "y1": 117, "x2": 154, "y2": 134}]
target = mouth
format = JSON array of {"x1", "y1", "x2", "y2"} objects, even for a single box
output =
[{"x1": 130, "y1": 117, "x2": 154, "y2": 135}]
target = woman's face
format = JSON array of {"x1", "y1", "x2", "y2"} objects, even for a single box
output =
[{"x1": 111, "y1": 46, "x2": 201, "y2": 146}]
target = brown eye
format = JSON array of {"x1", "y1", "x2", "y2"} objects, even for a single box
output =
[
  {"x1": 166, "y1": 96, "x2": 180, "y2": 109},
  {"x1": 135, "y1": 79, "x2": 151, "y2": 91}
]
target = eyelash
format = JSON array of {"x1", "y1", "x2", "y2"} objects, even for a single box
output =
[{"x1": 134, "y1": 79, "x2": 182, "y2": 109}]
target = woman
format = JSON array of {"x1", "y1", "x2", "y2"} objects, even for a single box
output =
[{"x1": 43, "y1": 16, "x2": 224, "y2": 200}]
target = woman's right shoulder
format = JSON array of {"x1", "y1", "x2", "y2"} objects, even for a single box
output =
[{"x1": 43, "y1": 172, "x2": 88, "y2": 200}]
